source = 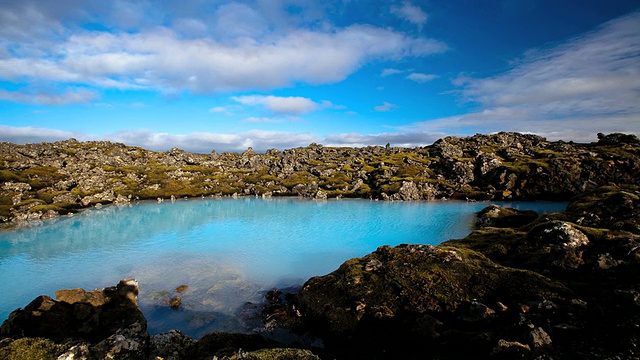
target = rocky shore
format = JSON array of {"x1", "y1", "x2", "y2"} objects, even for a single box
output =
[
  {"x1": 1, "y1": 132, "x2": 639, "y2": 226},
  {"x1": 1, "y1": 132, "x2": 639, "y2": 359}
]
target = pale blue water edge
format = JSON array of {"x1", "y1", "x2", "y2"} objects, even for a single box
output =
[{"x1": 0, "y1": 198, "x2": 567, "y2": 338}]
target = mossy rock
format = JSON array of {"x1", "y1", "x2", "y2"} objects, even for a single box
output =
[
  {"x1": 475, "y1": 204, "x2": 539, "y2": 229},
  {"x1": 291, "y1": 243, "x2": 570, "y2": 359},
  {"x1": 294, "y1": 244, "x2": 568, "y2": 335},
  {"x1": 0, "y1": 338, "x2": 66, "y2": 360},
  {"x1": 194, "y1": 332, "x2": 279, "y2": 359},
  {"x1": 442, "y1": 227, "x2": 527, "y2": 265},
  {"x1": 238, "y1": 348, "x2": 320, "y2": 360}
]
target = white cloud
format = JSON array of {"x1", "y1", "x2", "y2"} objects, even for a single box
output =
[
  {"x1": 0, "y1": 124, "x2": 449, "y2": 152},
  {"x1": 212, "y1": 3, "x2": 268, "y2": 39},
  {"x1": 324, "y1": 131, "x2": 443, "y2": 148},
  {"x1": 409, "y1": 11, "x2": 640, "y2": 142},
  {"x1": 0, "y1": 125, "x2": 319, "y2": 153},
  {"x1": 107, "y1": 129, "x2": 319, "y2": 152},
  {"x1": 406, "y1": 72, "x2": 437, "y2": 83},
  {"x1": 381, "y1": 68, "x2": 404, "y2": 77},
  {"x1": 0, "y1": 0, "x2": 447, "y2": 105},
  {"x1": 391, "y1": 1, "x2": 429, "y2": 31},
  {"x1": 374, "y1": 102, "x2": 399, "y2": 112},
  {"x1": 233, "y1": 95, "x2": 321, "y2": 114},
  {"x1": 209, "y1": 106, "x2": 228, "y2": 113},
  {"x1": 0, "y1": 125, "x2": 78, "y2": 144},
  {"x1": 0, "y1": 87, "x2": 99, "y2": 105}
]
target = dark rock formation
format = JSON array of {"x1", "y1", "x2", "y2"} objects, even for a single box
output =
[
  {"x1": 475, "y1": 204, "x2": 539, "y2": 228},
  {"x1": 0, "y1": 279, "x2": 145, "y2": 343},
  {"x1": 287, "y1": 244, "x2": 569, "y2": 359},
  {"x1": 149, "y1": 330, "x2": 196, "y2": 360},
  {"x1": 0, "y1": 280, "x2": 319, "y2": 359},
  {"x1": 257, "y1": 186, "x2": 640, "y2": 359},
  {"x1": 1, "y1": 132, "x2": 639, "y2": 226}
]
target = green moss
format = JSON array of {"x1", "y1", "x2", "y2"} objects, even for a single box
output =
[
  {"x1": 36, "y1": 190, "x2": 68, "y2": 204},
  {"x1": 242, "y1": 348, "x2": 320, "y2": 360},
  {"x1": 357, "y1": 184, "x2": 372, "y2": 196},
  {"x1": 280, "y1": 171, "x2": 316, "y2": 189},
  {"x1": 181, "y1": 165, "x2": 220, "y2": 174},
  {"x1": 242, "y1": 169, "x2": 277, "y2": 184},
  {"x1": 319, "y1": 173, "x2": 351, "y2": 189},
  {"x1": 195, "y1": 332, "x2": 278, "y2": 359},
  {"x1": 534, "y1": 149, "x2": 563, "y2": 158},
  {"x1": 501, "y1": 162, "x2": 530, "y2": 175},
  {"x1": 0, "y1": 204, "x2": 12, "y2": 219},
  {"x1": 396, "y1": 165, "x2": 424, "y2": 179},
  {"x1": 0, "y1": 338, "x2": 66, "y2": 360},
  {"x1": 20, "y1": 166, "x2": 67, "y2": 190},
  {"x1": 29, "y1": 203, "x2": 77, "y2": 214},
  {"x1": 341, "y1": 164, "x2": 355, "y2": 172},
  {"x1": 452, "y1": 156, "x2": 474, "y2": 162},
  {"x1": 0, "y1": 169, "x2": 23, "y2": 182},
  {"x1": 380, "y1": 181, "x2": 401, "y2": 194},
  {"x1": 0, "y1": 195, "x2": 13, "y2": 206},
  {"x1": 15, "y1": 198, "x2": 44, "y2": 207},
  {"x1": 479, "y1": 145, "x2": 499, "y2": 153}
]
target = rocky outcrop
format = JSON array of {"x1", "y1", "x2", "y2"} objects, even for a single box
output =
[
  {"x1": 1, "y1": 132, "x2": 639, "y2": 225},
  {"x1": 0, "y1": 279, "x2": 145, "y2": 343},
  {"x1": 261, "y1": 186, "x2": 640, "y2": 359},
  {"x1": 475, "y1": 204, "x2": 539, "y2": 228},
  {"x1": 285, "y1": 244, "x2": 570, "y2": 359}
]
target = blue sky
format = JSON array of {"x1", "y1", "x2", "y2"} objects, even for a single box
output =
[{"x1": 0, "y1": 0, "x2": 638, "y2": 152}]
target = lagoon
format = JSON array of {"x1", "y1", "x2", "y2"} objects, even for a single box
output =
[{"x1": 0, "y1": 198, "x2": 566, "y2": 338}]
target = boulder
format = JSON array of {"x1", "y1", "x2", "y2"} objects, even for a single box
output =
[
  {"x1": 526, "y1": 221, "x2": 590, "y2": 270},
  {"x1": 149, "y1": 330, "x2": 197, "y2": 360},
  {"x1": 291, "y1": 244, "x2": 569, "y2": 358},
  {"x1": 476, "y1": 204, "x2": 539, "y2": 228},
  {"x1": 0, "y1": 279, "x2": 146, "y2": 343}
]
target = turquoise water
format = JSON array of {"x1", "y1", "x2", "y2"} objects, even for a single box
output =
[{"x1": 0, "y1": 197, "x2": 566, "y2": 338}]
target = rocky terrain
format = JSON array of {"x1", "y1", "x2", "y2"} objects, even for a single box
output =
[
  {"x1": 1, "y1": 132, "x2": 639, "y2": 359},
  {"x1": 273, "y1": 185, "x2": 640, "y2": 359},
  {"x1": 1, "y1": 132, "x2": 639, "y2": 226},
  {"x1": 1, "y1": 185, "x2": 638, "y2": 359}
]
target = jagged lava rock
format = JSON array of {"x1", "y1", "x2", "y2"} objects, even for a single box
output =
[
  {"x1": 0, "y1": 279, "x2": 146, "y2": 343},
  {"x1": 291, "y1": 244, "x2": 569, "y2": 358},
  {"x1": 475, "y1": 204, "x2": 539, "y2": 228}
]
